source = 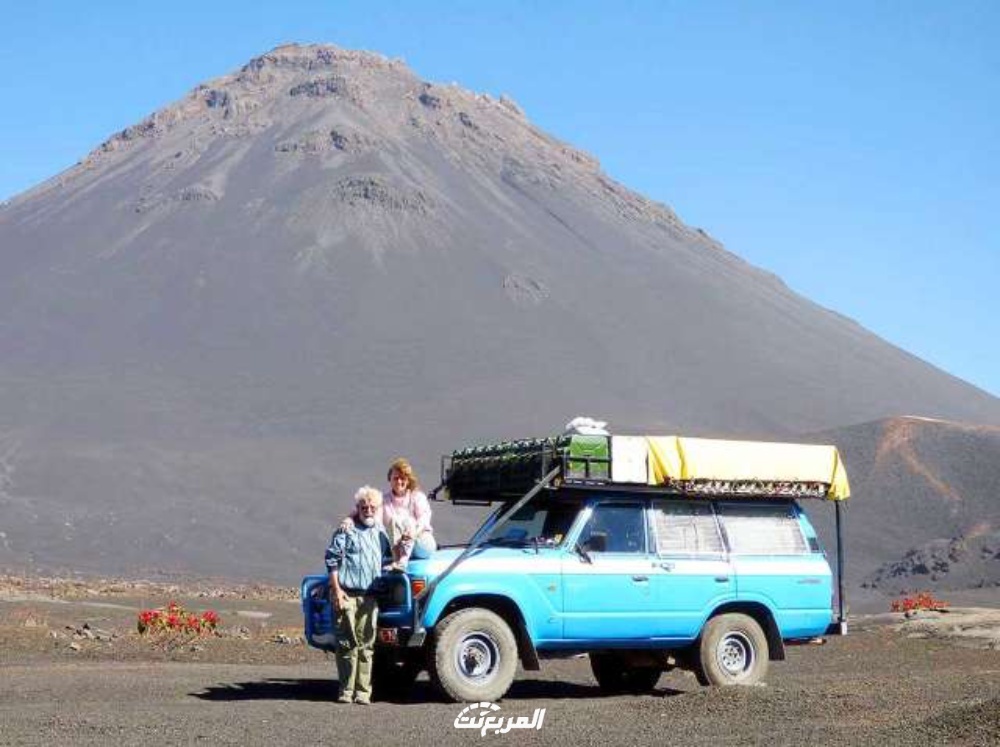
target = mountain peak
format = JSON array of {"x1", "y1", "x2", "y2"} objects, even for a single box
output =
[
  {"x1": 2, "y1": 43, "x2": 1000, "y2": 582},
  {"x1": 243, "y1": 42, "x2": 405, "y2": 73},
  {"x1": 13, "y1": 43, "x2": 704, "y2": 254},
  {"x1": 70, "y1": 43, "x2": 593, "y2": 190}
]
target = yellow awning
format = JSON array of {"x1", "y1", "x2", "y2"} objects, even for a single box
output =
[{"x1": 646, "y1": 436, "x2": 850, "y2": 501}]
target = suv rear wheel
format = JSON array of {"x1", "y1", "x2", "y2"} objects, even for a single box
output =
[
  {"x1": 696, "y1": 612, "x2": 769, "y2": 686},
  {"x1": 589, "y1": 653, "x2": 662, "y2": 693},
  {"x1": 430, "y1": 608, "x2": 518, "y2": 702}
]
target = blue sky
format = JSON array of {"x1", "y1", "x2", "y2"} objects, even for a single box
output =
[{"x1": 2, "y1": 1, "x2": 997, "y2": 397}]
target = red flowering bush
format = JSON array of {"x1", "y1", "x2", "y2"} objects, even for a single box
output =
[
  {"x1": 137, "y1": 601, "x2": 221, "y2": 635},
  {"x1": 890, "y1": 591, "x2": 949, "y2": 614}
]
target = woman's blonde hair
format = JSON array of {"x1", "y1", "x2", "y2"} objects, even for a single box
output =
[
  {"x1": 386, "y1": 458, "x2": 419, "y2": 491},
  {"x1": 353, "y1": 485, "x2": 383, "y2": 507}
]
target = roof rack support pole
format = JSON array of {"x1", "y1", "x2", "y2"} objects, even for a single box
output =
[
  {"x1": 406, "y1": 466, "x2": 562, "y2": 648},
  {"x1": 835, "y1": 500, "x2": 848, "y2": 635}
]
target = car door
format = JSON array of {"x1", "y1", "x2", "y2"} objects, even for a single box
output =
[
  {"x1": 301, "y1": 574, "x2": 337, "y2": 650},
  {"x1": 717, "y1": 501, "x2": 833, "y2": 638},
  {"x1": 647, "y1": 499, "x2": 735, "y2": 640},
  {"x1": 562, "y1": 500, "x2": 659, "y2": 640}
]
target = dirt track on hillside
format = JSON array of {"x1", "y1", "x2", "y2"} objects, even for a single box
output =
[{"x1": 1, "y1": 579, "x2": 999, "y2": 746}]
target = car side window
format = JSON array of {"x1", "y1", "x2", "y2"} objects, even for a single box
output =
[
  {"x1": 579, "y1": 503, "x2": 646, "y2": 554},
  {"x1": 717, "y1": 503, "x2": 808, "y2": 555},
  {"x1": 650, "y1": 500, "x2": 724, "y2": 556}
]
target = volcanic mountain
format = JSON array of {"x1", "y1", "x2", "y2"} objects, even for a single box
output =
[
  {"x1": 805, "y1": 416, "x2": 1000, "y2": 598},
  {"x1": 1, "y1": 44, "x2": 998, "y2": 584}
]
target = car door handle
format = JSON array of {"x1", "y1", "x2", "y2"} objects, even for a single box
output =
[
  {"x1": 657, "y1": 561, "x2": 675, "y2": 572},
  {"x1": 631, "y1": 575, "x2": 649, "y2": 583},
  {"x1": 714, "y1": 576, "x2": 730, "y2": 583}
]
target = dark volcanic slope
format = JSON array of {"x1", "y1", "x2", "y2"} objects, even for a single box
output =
[
  {"x1": 1, "y1": 44, "x2": 998, "y2": 582},
  {"x1": 806, "y1": 416, "x2": 1000, "y2": 594}
]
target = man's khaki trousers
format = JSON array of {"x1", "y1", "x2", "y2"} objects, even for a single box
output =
[{"x1": 335, "y1": 593, "x2": 378, "y2": 703}]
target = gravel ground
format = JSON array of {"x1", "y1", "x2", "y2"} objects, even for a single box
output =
[{"x1": 1, "y1": 580, "x2": 999, "y2": 746}]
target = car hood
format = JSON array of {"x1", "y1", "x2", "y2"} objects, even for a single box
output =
[{"x1": 405, "y1": 545, "x2": 562, "y2": 580}]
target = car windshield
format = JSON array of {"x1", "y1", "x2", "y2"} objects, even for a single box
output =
[{"x1": 474, "y1": 495, "x2": 583, "y2": 548}]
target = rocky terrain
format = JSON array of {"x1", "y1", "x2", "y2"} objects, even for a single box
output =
[
  {"x1": 1, "y1": 574, "x2": 998, "y2": 746},
  {"x1": 801, "y1": 416, "x2": 1000, "y2": 596},
  {"x1": 1, "y1": 43, "x2": 998, "y2": 593}
]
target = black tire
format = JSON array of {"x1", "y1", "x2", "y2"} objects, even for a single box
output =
[
  {"x1": 695, "y1": 613, "x2": 769, "y2": 686},
  {"x1": 429, "y1": 608, "x2": 518, "y2": 702},
  {"x1": 589, "y1": 652, "x2": 662, "y2": 694},
  {"x1": 372, "y1": 648, "x2": 422, "y2": 701}
]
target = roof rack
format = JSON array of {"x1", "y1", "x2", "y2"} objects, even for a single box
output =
[
  {"x1": 419, "y1": 425, "x2": 852, "y2": 641},
  {"x1": 438, "y1": 434, "x2": 609, "y2": 505},
  {"x1": 436, "y1": 432, "x2": 850, "y2": 504}
]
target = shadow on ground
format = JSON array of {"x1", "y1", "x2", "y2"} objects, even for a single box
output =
[
  {"x1": 192, "y1": 677, "x2": 684, "y2": 703},
  {"x1": 193, "y1": 678, "x2": 336, "y2": 702}
]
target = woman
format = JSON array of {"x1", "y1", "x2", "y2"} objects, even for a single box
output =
[{"x1": 382, "y1": 457, "x2": 436, "y2": 569}]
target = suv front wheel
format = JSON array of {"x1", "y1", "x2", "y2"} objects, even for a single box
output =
[
  {"x1": 430, "y1": 608, "x2": 518, "y2": 702},
  {"x1": 696, "y1": 612, "x2": 769, "y2": 686}
]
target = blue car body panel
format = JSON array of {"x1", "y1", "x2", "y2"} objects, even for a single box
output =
[
  {"x1": 301, "y1": 496, "x2": 835, "y2": 655},
  {"x1": 302, "y1": 574, "x2": 336, "y2": 652}
]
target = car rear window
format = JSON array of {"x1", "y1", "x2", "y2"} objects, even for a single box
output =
[
  {"x1": 717, "y1": 503, "x2": 808, "y2": 555},
  {"x1": 651, "y1": 500, "x2": 725, "y2": 556}
]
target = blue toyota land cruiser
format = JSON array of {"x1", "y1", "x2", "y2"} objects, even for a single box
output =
[{"x1": 303, "y1": 428, "x2": 850, "y2": 702}]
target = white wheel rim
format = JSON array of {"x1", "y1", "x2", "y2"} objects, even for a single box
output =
[
  {"x1": 716, "y1": 631, "x2": 755, "y2": 677},
  {"x1": 455, "y1": 631, "x2": 499, "y2": 683}
]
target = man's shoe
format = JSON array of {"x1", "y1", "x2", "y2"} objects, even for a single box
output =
[
  {"x1": 337, "y1": 692, "x2": 354, "y2": 704},
  {"x1": 354, "y1": 696, "x2": 372, "y2": 705}
]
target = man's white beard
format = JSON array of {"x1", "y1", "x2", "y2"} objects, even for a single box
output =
[{"x1": 362, "y1": 516, "x2": 376, "y2": 527}]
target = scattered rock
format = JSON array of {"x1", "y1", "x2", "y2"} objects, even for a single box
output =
[
  {"x1": 457, "y1": 112, "x2": 478, "y2": 131},
  {"x1": 275, "y1": 128, "x2": 374, "y2": 156},
  {"x1": 419, "y1": 90, "x2": 443, "y2": 109},
  {"x1": 891, "y1": 607, "x2": 1000, "y2": 650},
  {"x1": 864, "y1": 534, "x2": 1000, "y2": 592},
  {"x1": 288, "y1": 75, "x2": 362, "y2": 106},
  {"x1": 498, "y1": 94, "x2": 525, "y2": 118},
  {"x1": 233, "y1": 626, "x2": 251, "y2": 640},
  {"x1": 135, "y1": 184, "x2": 221, "y2": 214},
  {"x1": 501, "y1": 156, "x2": 561, "y2": 191},
  {"x1": 275, "y1": 132, "x2": 330, "y2": 155},
  {"x1": 503, "y1": 273, "x2": 549, "y2": 306},
  {"x1": 331, "y1": 176, "x2": 432, "y2": 214},
  {"x1": 203, "y1": 89, "x2": 230, "y2": 110},
  {"x1": 329, "y1": 128, "x2": 374, "y2": 153},
  {"x1": 176, "y1": 185, "x2": 221, "y2": 204}
]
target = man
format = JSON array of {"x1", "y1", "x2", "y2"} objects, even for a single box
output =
[{"x1": 325, "y1": 485, "x2": 392, "y2": 704}]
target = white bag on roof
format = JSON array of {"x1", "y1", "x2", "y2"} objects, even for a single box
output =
[{"x1": 563, "y1": 416, "x2": 610, "y2": 436}]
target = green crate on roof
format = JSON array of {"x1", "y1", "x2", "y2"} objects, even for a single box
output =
[{"x1": 563, "y1": 435, "x2": 610, "y2": 480}]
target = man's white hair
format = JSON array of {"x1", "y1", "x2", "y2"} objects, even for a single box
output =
[{"x1": 353, "y1": 485, "x2": 383, "y2": 507}]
